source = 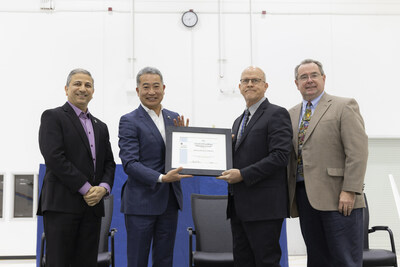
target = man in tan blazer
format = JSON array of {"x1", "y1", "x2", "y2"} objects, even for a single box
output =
[{"x1": 287, "y1": 59, "x2": 368, "y2": 267}]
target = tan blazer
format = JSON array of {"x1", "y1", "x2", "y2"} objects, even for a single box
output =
[{"x1": 287, "y1": 93, "x2": 368, "y2": 217}]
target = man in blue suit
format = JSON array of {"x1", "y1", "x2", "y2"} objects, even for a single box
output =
[{"x1": 118, "y1": 67, "x2": 192, "y2": 267}]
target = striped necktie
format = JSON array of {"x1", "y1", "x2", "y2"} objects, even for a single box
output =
[{"x1": 235, "y1": 109, "x2": 250, "y2": 150}]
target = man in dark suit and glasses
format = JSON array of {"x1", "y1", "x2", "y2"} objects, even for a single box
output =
[
  {"x1": 38, "y1": 68, "x2": 116, "y2": 266},
  {"x1": 217, "y1": 66, "x2": 292, "y2": 267}
]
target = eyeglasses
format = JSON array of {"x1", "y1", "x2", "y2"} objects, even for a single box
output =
[
  {"x1": 240, "y1": 78, "x2": 264, "y2": 85},
  {"x1": 297, "y1": 73, "x2": 322, "y2": 82}
]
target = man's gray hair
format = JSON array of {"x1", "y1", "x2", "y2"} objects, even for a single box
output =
[
  {"x1": 136, "y1": 67, "x2": 163, "y2": 86},
  {"x1": 294, "y1": 59, "x2": 325, "y2": 80},
  {"x1": 66, "y1": 68, "x2": 93, "y2": 86}
]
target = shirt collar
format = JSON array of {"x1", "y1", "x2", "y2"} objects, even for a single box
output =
[
  {"x1": 247, "y1": 96, "x2": 266, "y2": 115},
  {"x1": 68, "y1": 101, "x2": 90, "y2": 118},
  {"x1": 141, "y1": 103, "x2": 164, "y2": 116},
  {"x1": 302, "y1": 91, "x2": 324, "y2": 110}
]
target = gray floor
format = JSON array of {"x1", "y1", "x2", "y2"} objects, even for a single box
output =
[
  {"x1": 5, "y1": 255, "x2": 400, "y2": 267},
  {"x1": 0, "y1": 256, "x2": 307, "y2": 267}
]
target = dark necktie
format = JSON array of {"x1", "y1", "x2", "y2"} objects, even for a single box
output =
[
  {"x1": 297, "y1": 102, "x2": 312, "y2": 177},
  {"x1": 230, "y1": 109, "x2": 250, "y2": 195},
  {"x1": 235, "y1": 109, "x2": 250, "y2": 150}
]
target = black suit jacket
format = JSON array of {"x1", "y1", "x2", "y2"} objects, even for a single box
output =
[
  {"x1": 229, "y1": 98, "x2": 292, "y2": 221},
  {"x1": 38, "y1": 102, "x2": 115, "y2": 217}
]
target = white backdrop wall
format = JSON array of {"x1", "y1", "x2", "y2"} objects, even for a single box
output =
[{"x1": 0, "y1": 0, "x2": 400, "y2": 257}]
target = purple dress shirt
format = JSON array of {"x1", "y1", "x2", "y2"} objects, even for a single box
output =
[{"x1": 67, "y1": 102, "x2": 110, "y2": 195}]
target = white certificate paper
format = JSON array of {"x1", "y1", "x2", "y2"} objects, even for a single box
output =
[
  {"x1": 171, "y1": 132, "x2": 227, "y2": 170},
  {"x1": 165, "y1": 126, "x2": 233, "y2": 176}
]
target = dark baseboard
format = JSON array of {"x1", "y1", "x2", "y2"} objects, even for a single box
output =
[{"x1": 0, "y1": 255, "x2": 36, "y2": 260}]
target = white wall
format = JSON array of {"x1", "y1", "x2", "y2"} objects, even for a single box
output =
[{"x1": 0, "y1": 0, "x2": 400, "y2": 257}]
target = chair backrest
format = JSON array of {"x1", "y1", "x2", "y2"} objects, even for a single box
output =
[
  {"x1": 191, "y1": 194, "x2": 232, "y2": 252},
  {"x1": 98, "y1": 195, "x2": 114, "y2": 253},
  {"x1": 363, "y1": 193, "x2": 370, "y2": 249}
]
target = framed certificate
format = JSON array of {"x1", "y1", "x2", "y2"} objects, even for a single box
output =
[{"x1": 165, "y1": 126, "x2": 233, "y2": 176}]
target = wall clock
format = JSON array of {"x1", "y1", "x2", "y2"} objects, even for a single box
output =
[{"x1": 182, "y1": 10, "x2": 198, "y2": 28}]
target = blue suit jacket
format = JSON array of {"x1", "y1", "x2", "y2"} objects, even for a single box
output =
[{"x1": 118, "y1": 105, "x2": 183, "y2": 215}]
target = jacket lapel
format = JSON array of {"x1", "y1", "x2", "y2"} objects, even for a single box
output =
[
  {"x1": 302, "y1": 93, "x2": 332, "y2": 145},
  {"x1": 62, "y1": 103, "x2": 92, "y2": 155},
  {"x1": 232, "y1": 116, "x2": 241, "y2": 150},
  {"x1": 290, "y1": 103, "x2": 302, "y2": 156},
  {"x1": 162, "y1": 110, "x2": 176, "y2": 147},
  {"x1": 138, "y1": 105, "x2": 165, "y2": 147},
  {"x1": 91, "y1": 115, "x2": 100, "y2": 170},
  {"x1": 162, "y1": 110, "x2": 176, "y2": 128},
  {"x1": 235, "y1": 99, "x2": 267, "y2": 150}
]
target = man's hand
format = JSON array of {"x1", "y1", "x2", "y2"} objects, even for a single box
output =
[
  {"x1": 216, "y1": 169, "x2": 243, "y2": 184},
  {"x1": 338, "y1": 191, "x2": 356, "y2": 216},
  {"x1": 162, "y1": 167, "x2": 193, "y2": 182},
  {"x1": 173, "y1": 115, "x2": 189, "y2": 127},
  {"x1": 83, "y1": 186, "x2": 107, "y2": 207}
]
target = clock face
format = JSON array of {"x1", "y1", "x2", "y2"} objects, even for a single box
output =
[{"x1": 182, "y1": 11, "x2": 198, "y2": 28}]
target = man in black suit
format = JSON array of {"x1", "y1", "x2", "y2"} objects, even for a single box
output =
[
  {"x1": 38, "y1": 68, "x2": 116, "y2": 266},
  {"x1": 217, "y1": 66, "x2": 292, "y2": 267}
]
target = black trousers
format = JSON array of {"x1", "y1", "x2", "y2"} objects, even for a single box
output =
[
  {"x1": 43, "y1": 208, "x2": 101, "y2": 267},
  {"x1": 230, "y1": 198, "x2": 283, "y2": 267}
]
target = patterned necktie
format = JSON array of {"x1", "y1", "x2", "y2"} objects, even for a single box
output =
[
  {"x1": 297, "y1": 101, "x2": 312, "y2": 177},
  {"x1": 235, "y1": 109, "x2": 250, "y2": 150}
]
